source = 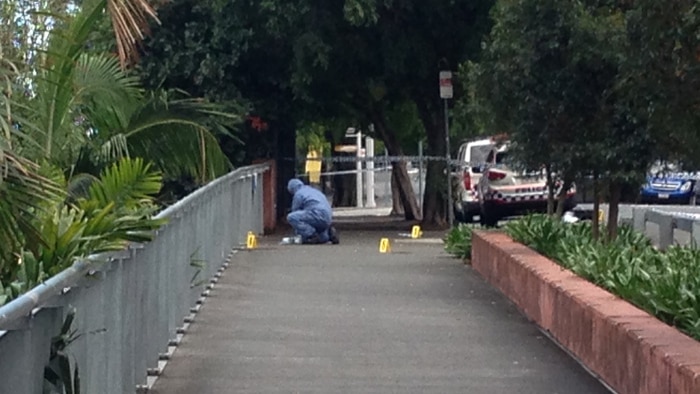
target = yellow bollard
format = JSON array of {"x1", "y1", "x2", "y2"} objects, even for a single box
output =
[
  {"x1": 246, "y1": 231, "x2": 258, "y2": 249},
  {"x1": 411, "y1": 225, "x2": 423, "y2": 239},
  {"x1": 379, "y1": 238, "x2": 392, "y2": 253}
]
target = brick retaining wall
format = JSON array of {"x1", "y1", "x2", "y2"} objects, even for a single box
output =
[{"x1": 472, "y1": 231, "x2": 700, "y2": 394}]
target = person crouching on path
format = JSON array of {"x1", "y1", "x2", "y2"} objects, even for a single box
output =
[{"x1": 286, "y1": 178, "x2": 339, "y2": 244}]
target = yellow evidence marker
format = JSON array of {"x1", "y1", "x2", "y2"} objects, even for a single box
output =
[
  {"x1": 246, "y1": 231, "x2": 258, "y2": 249},
  {"x1": 379, "y1": 238, "x2": 391, "y2": 253},
  {"x1": 411, "y1": 225, "x2": 423, "y2": 239}
]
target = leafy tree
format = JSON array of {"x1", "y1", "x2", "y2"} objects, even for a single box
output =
[
  {"x1": 625, "y1": 0, "x2": 700, "y2": 165},
  {"x1": 467, "y1": 0, "x2": 658, "y2": 239},
  {"x1": 138, "y1": 0, "x2": 301, "y2": 214},
  {"x1": 137, "y1": 0, "x2": 494, "y2": 226},
  {"x1": 0, "y1": 0, "x2": 239, "y2": 303}
]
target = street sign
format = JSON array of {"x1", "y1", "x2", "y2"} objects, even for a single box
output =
[{"x1": 439, "y1": 71, "x2": 453, "y2": 99}]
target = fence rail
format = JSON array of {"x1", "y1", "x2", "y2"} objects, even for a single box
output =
[
  {"x1": 628, "y1": 205, "x2": 700, "y2": 249},
  {"x1": 0, "y1": 163, "x2": 269, "y2": 394},
  {"x1": 587, "y1": 203, "x2": 700, "y2": 249}
]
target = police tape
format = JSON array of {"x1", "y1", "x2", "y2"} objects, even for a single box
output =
[
  {"x1": 295, "y1": 167, "x2": 413, "y2": 178},
  {"x1": 281, "y1": 155, "x2": 489, "y2": 166}
]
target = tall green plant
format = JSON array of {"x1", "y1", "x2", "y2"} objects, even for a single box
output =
[
  {"x1": 1, "y1": 157, "x2": 164, "y2": 305},
  {"x1": 44, "y1": 308, "x2": 81, "y2": 394},
  {"x1": 26, "y1": 4, "x2": 236, "y2": 184},
  {"x1": 444, "y1": 224, "x2": 474, "y2": 261},
  {"x1": 506, "y1": 214, "x2": 700, "y2": 340}
]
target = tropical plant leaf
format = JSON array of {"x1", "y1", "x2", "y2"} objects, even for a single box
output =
[
  {"x1": 100, "y1": 0, "x2": 160, "y2": 68},
  {"x1": 73, "y1": 53, "x2": 142, "y2": 131},
  {"x1": 117, "y1": 91, "x2": 239, "y2": 183},
  {"x1": 0, "y1": 152, "x2": 64, "y2": 271},
  {"x1": 85, "y1": 157, "x2": 161, "y2": 210}
]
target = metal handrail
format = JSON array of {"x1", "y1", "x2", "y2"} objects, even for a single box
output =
[{"x1": 0, "y1": 163, "x2": 269, "y2": 330}]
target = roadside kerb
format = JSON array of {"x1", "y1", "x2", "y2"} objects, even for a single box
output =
[{"x1": 472, "y1": 230, "x2": 700, "y2": 394}]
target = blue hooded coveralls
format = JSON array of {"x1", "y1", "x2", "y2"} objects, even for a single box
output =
[{"x1": 286, "y1": 179, "x2": 333, "y2": 243}]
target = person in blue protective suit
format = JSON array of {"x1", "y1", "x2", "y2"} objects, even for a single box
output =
[{"x1": 287, "y1": 178, "x2": 340, "y2": 244}]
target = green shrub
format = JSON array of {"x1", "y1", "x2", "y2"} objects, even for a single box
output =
[
  {"x1": 505, "y1": 214, "x2": 700, "y2": 340},
  {"x1": 444, "y1": 223, "x2": 474, "y2": 260}
]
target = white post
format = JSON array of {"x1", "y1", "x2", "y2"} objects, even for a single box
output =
[
  {"x1": 418, "y1": 140, "x2": 424, "y2": 210},
  {"x1": 356, "y1": 131, "x2": 363, "y2": 208},
  {"x1": 365, "y1": 137, "x2": 376, "y2": 208}
]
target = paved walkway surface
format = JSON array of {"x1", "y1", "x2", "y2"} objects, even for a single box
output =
[{"x1": 151, "y1": 230, "x2": 609, "y2": 394}]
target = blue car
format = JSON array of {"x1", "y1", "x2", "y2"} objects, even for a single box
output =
[{"x1": 640, "y1": 170, "x2": 698, "y2": 205}]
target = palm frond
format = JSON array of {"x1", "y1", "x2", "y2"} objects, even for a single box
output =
[
  {"x1": 34, "y1": 0, "x2": 111, "y2": 161},
  {"x1": 99, "y1": 133, "x2": 130, "y2": 162},
  {"x1": 74, "y1": 53, "x2": 142, "y2": 131},
  {"x1": 104, "y1": 0, "x2": 160, "y2": 68},
  {"x1": 113, "y1": 91, "x2": 240, "y2": 184},
  {"x1": 0, "y1": 152, "x2": 64, "y2": 272},
  {"x1": 84, "y1": 157, "x2": 161, "y2": 210}
]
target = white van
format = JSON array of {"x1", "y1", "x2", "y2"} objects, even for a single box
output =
[{"x1": 453, "y1": 137, "x2": 498, "y2": 222}]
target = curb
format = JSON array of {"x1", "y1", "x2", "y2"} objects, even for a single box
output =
[{"x1": 472, "y1": 231, "x2": 700, "y2": 394}]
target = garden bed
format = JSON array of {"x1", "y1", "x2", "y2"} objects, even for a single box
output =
[{"x1": 471, "y1": 230, "x2": 700, "y2": 394}]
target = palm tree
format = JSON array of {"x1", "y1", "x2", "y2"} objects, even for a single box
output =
[
  {"x1": 0, "y1": 55, "x2": 64, "y2": 278},
  {"x1": 0, "y1": 0, "x2": 240, "y2": 303},
  {"x1": 25, "y1": 0, "x2": 237, "y2": 186}
]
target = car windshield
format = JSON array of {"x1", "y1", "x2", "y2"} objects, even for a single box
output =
[{"x1": 649, "y1": 161, "x2": 690, "y2": 178}]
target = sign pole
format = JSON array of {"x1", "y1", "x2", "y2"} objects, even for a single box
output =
[{"x1": 440, "y1": 71, "x2": 454, "y2": 227}]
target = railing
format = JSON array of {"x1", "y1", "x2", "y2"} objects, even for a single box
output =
[
  {"x1": 0, "y1": 163, "x2": 270, "y2": 394},
  {"x1": 629, "y1": 205, "x2": 700, "y2": 250},
  {"x1": 588, "y1": 204, "x2": 700, "y2": 249}
]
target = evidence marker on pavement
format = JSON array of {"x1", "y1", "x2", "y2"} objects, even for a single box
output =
[
  {"x1": 246, "y1": 231, "x2": 258, "y2": 249},
  {"x1": 379, "y1": 238, "x2": 392, "y2": 253},
  {"x1": 411, "y1": 225, "x2": 423, "y2": 239}
]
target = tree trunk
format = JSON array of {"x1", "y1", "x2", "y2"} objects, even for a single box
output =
[
  {"x1": 274, "y1": 120, "x2": 296, "y2": 220},
  {"x1": 545, "y1": 164, "x2": 555, "y2": 215},
  {"x1": 390, "y1": 165, "x2": 405, "y2": 216},
  {"x1": 415, "y1": 100, "x2": 447, "y2": 228},
  {"x1": 592, "y1": 173, "x2": 600, "y2": 241},
  {"x1": 555, "y1": 177, "x2": 573, "y2": 217},
  {"x1": 370, "y1": 109, "x2": 421, "y2": 220},
  {"x1": 607, "y1": 181, "x2": 622, "y2": 242}
]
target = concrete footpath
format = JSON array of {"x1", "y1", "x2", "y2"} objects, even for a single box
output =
[{"x1": 151, "y1": 231, "x2": 609, "y2": 394}]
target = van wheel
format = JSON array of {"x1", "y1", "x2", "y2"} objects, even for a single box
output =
[{"x1": 479, "y1": 207, "x2": 498, "y2": 228}]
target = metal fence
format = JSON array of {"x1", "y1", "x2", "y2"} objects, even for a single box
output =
[
  {"x1": 627, "y1": 205, "x2": 700, "y2": 250},
  {"x1": 0, "y1": 163, "x2": 269, "y2": 394},
  {"x1": 585, "y1": 203, "x2": 700, "y2": 249}
]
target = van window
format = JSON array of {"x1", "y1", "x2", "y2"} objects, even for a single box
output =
[
  {"x1": 457, "y1": 145, "x2": 466, "y2": 162},
  {"x1": 469, "y1": 144, "x2": 494, "y2": 167},
  {"x1": 485, "y1": 149, "x2": 509, "y2": 164}
]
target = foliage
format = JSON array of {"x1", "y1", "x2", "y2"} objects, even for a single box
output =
[
  {"x1": 1, "y1": 157, "x2": 165, "y2": 305},
  {"x1": 625, "y1": 0, "x2": 700, "y2": 166},
  {"x1": 465, "y1": 0, "x2": 661, "y2": 237},
  {"x1": 0, "y1": 0, "x2": 236, "y2": 309},
  {"x1": 505, "y1": 214, "x2": 700, "y2": 340},
  {"x1": 44, "y1": 308, "x2": 81, "y2": 394},
  {"x1": 443, "y1": 223, "x2": 474, "y2": 260},
  {"x1": 21, "y1": 3, "x2": 237, "y2": 184},
  {"x1": 138, "y1": 0, "x2": 495, "y2": 226},
  {"x1": 296, "y1": 122, "x2": 331, "y2": 156}
]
